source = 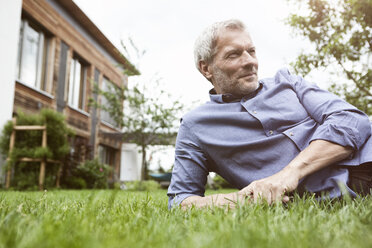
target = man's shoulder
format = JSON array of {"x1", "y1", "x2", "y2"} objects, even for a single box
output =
[
  {"x1": 181, "y1": 102, "x2": 216, "y2": 125},
  {"x1": 260, "y1": 68, "x2": 298, "y2": 86}
]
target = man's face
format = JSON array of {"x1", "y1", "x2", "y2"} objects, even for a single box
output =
[{"x1": 204, "y1": 29, "x2": 259, "y2": 96}]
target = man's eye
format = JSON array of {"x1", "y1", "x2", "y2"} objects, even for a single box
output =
[
  {"x1": 249, "y1": 49, "x2": 256, "y2": 55},
  {"x1": 227, "y1": 53, "x2": 239, "y2": 58}
]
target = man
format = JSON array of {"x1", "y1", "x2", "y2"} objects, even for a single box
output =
[{"x1": 167, "y1": 19, "x2": 372, "y2": 209}]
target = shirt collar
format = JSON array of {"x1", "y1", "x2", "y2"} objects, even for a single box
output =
[{"x1": 209, "y1": 82, "x2": 264, "y2": 103}]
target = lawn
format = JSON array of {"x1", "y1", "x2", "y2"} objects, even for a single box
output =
[{"x1": 0, "y1": 189, "x2": 371, "y2": 248}]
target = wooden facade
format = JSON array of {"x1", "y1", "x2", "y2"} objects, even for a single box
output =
[{"x1": 12, "y1": 0, "x2": 138, "y2": 179}]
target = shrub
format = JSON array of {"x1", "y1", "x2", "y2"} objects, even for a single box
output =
[
  {"x1": 124, "y1": 180, "x2": 160, "y2": 191},
  {"x1": 74, "y1": 159, "x2": 111, "y2": 189},
  {"x1": 63, "y1": 176, "x2": 87, "y2": 189},
  {"x1": 59, "y1": 136, "x2": 94, "y2": 189},
  {"x1": 8, "y1": 161, "x2": 60, "y2": 191},
  {"x1": 0, "y1": 109, "x2": 73, "y2": 190}
]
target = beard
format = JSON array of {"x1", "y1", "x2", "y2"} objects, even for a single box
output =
[{"x1": 212, "y1": 66, "x2": 258, "y2": 96}]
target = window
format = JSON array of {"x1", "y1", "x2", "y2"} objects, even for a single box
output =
[
  {"x1": 16, "y1": 19, "x2": 49, "y2": 91},
  {"x1": 98, "y1": 145, "x2": 116, "y2": 167},
  {"x1": 100, "y1": 77, "x2": 117, "y2": 126},
  {"x1": 68, "y1": 56, "x2": 87, "y2": 110}
]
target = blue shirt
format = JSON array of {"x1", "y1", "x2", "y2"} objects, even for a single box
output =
[{"x1": 167, "y1": 68, "x2": 372, "y2": 208}]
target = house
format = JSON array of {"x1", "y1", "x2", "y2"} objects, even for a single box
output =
[{"x1": 0, "y1": 0, "x2": 140, "y2": 185}]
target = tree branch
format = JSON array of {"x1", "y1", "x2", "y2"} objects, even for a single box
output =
[{"x1": 337, "y1": 60, "x2": 372, "y2": 97}]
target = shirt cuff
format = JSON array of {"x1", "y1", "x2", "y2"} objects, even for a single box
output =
[{"x1": 310, "y1": 123, "x2": 359, "y2": 149}]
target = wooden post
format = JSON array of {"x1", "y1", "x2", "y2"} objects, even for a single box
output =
[
  {"x1": 5, "y1": 118, "x2": 16, "y2": 189},
  {"x1": 56, "y1": 164, "x2": 62, "y2": 188},
  {"x1": 81, "y1": 143, "x2": 86, "y2": 162},
  {"x1": 39, "y1": 127, "x2": 47, "y2": 190}
]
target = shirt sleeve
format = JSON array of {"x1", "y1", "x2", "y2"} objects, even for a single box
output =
[
  {"x1": 279, "y1": 68, "x2": 371, "y2": 150},
  {"x1": 167, "y1": 119, "x2": 209, "y2": 209}
]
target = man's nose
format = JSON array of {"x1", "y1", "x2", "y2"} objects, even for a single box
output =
[{"x1": 241, "y1": 51, "x2": 257, "y2": 66}]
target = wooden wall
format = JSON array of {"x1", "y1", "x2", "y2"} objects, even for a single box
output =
[{"x1": 13, "y1": 0, "x2": 127, "y2": 172}]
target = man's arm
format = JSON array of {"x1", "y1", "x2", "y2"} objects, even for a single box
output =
[
  {"x1": 182, "y1": 134, "x2": 354, "y2": 208},
  {"x1": 168, "y1": 120, "x2": 211, "y2": 209},
  {"x1": 183, "y1": 139, "x2": 353, "y2": 207},
  {"x1": 181, "y1": 191, "x2": 245, "y2": 209},
  {"x1": 169, "y1": 118, "x2": 250, "y2": 210},
  {"x1": 169, "y1": 119, "x2": 248, "y2": 209},
  {"x1": 239, "y1": 139, "x2": 353, "y2": 204}
]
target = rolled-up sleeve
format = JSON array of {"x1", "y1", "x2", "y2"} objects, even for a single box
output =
[
  {"x1": 281, "y1": 69, "x2": 371, "y2": 150},
  {"x1": 167, "y1": 120, "x2": 209, "y2": 209}
]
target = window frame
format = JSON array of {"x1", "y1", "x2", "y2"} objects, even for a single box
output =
[
  {"x1": 15, "y1": 18, "x2": 51, "y2": 92},
  {"x1": 67, "y1": 54, "x2": 88, "y2": 111},
  {"x1": 100, "y1": 77, "x2": 119, "y2": 127},
  {"x1": 98, "y1": 144, "x2": 117, "y2": 166}
]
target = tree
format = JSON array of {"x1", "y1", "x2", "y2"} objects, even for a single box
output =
[
  {"x1": 124, "y1": 80, "x2": 184, "y2": 180},
  {"x1": 92, "y1": 38, "x2": 185, "y2": 180},
  {"x1": 92, "y1": 78, "x2": 184, "y2": 180},
  {"x1": 286, "y1": 0, "x2": 372, "y2": 115}
]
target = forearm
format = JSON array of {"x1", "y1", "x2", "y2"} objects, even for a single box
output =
[
  {"x1": 180, "y1": 192, "x2": 244, "y2": 209},
  {"x1": 283, "y1": 139, "x2": 353, "y2": 180}
]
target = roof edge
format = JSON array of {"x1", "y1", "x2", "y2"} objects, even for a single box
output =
[{"x1": 57, "y1": 0, "x2": 140, "y2": 76}]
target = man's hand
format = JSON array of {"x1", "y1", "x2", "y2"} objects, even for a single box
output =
[{"x1": 239, "y1": 168, "x2": 300, "y2": 204}]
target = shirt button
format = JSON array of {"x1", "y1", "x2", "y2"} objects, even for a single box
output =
[
  {"x1": 253, "y1": 110, "x2": 257, "y2": 114},
  {"x1": 269, "y1": 130, "x2": 273, "y2": 135},
  {"x1": 289, "y1": 132, "x2": 294, "y2": 136}
]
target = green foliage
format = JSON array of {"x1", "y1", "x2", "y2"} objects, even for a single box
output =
[
  {"x1": 124, "y1": 180, "x2": 160, "y2": 191},
  {"x1": 0, "y1": 109, "x2": 73, "y2": 190},
  {"x1": 91, "y1": 79, "x2": 184, "y2": 180},
  {"x1": 75, "y1": 159, "x2": 112, "y2": 189},
  {"x1": 63, "y1": 176, "x2": 87, "y2": 189},
  {"x1": 0, "y1": 109, "x2": 73, "y2": 161},
  {"x1": 90, "y1": 39, "x2": 185, "y2": 180},
  {"x1": 91, "y1": 79, "x2": 184, "y2": 144},
  {"x1": 8, "y1": 162, "x2": 60, "y2": 191},
  {"x1": 123, "y1": 81, "x2": 184, "y2": 180},
  {"x1": 0, "y1": 190, "x2": 372, "y2": 248},
  {"x1": 90, "y1": 81, "x2": 124, "y2": 128},
  {"x1": 0, "y1": 121, "x2": 14, "y2": 159},
  {"x1": 286, "y1": 0, "x2": 372, "y2": 115},
  {"x1": 42, "y1": 108, "x2": 73, "y2": 159},
  {"x1": 123, "y1": 81, "x2": 184, "y2": 138}
]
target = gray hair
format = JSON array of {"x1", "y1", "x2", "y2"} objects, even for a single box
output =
[{"x1": 193, "y1": 19, "x2": 247, "y2": 72}]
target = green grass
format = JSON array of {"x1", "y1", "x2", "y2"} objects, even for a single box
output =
[{"x1": 0, "y1": 189, "x2": 372, "y2": 248}]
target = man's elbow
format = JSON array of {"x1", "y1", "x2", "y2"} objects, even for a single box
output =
[
  {"x1": 339, "y1": 145, "x2": 354, "y2": 160},
  {"x1": 356, "y1": 113, "x2": 372, "y2": 146}
]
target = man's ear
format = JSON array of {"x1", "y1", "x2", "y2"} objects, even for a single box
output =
[{"x1": 199, "y1": 61, "x2": 213, "y2": 82}]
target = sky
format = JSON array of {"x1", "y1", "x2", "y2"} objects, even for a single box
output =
[
  {"x1": 72, "y1": 0, "x2": 323, "y2": 107},
  {"x1": 72, "y1": 0, "x2": 321, "y2": 170}
]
